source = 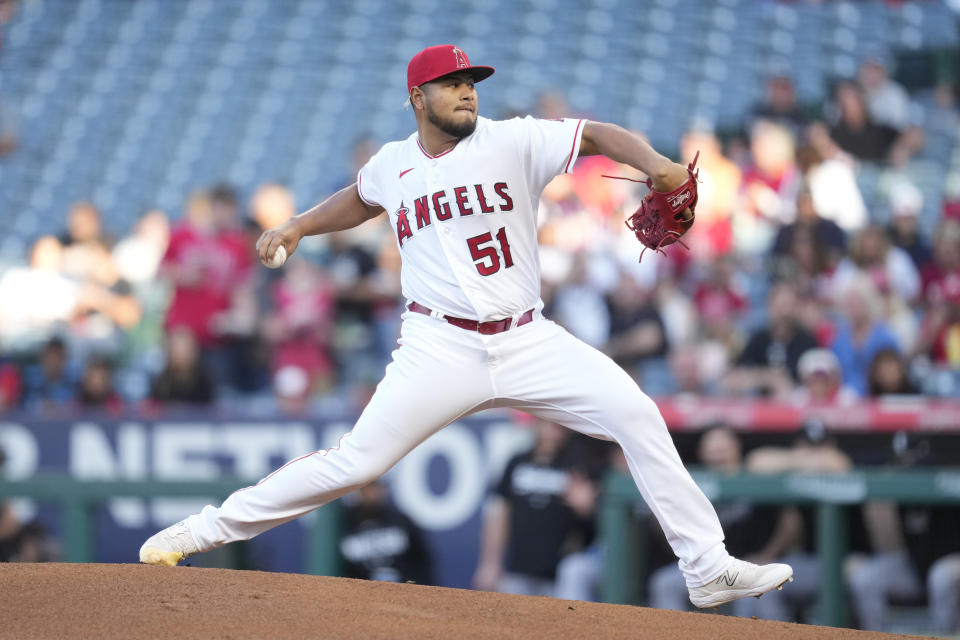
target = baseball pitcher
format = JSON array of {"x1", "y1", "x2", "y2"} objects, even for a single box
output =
[{"x1": 140, "y1": 45, "x2": 792, "y2": 609}]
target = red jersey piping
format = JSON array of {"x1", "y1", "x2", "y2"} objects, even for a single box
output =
[
  {"x1": 357, "y1": 174, "x2": 379, "y2": 207},
  {"x1": 564, "y1": 119, "x2": 585, "y2": 174}
]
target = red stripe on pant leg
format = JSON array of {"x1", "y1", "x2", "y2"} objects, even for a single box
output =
[
  {"x1": 231, "y1": 451, "x2": 321, "y2": 495},
  {"x1": 227, "y1": 429, "x2": 355, "y2": 498}
]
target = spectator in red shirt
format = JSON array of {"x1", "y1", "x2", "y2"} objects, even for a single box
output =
[
  {"x1": 921, "y1": 220, "x2": 960, "y2": 304},
  {"x1": 0, "y1": 361, "x2": 22, "y2": 411},
  {"x1": 693, "y1": 255, "x2": 749, "y2": 329},
  {"x1": 693, "y1": 255, "x2": 749, "y2": 374},
  {"x1": 735, "y1": 121, "x2": 800, "y2": 254},
  {"x1": 263, "y1": 257, "x2": 337, "y2": 395},
  {"x1": 162, "y1": 187, "x2": 254, "y2": 344},
  {"x1": 208, "y1": 184, "x2": 266, "y2": 393},
  {"x1": 918, "y1": 220, "x2": 960, "y2": 368},
  {"x1": 161, "y1": 190, "x2": 223, "y2": 343},
  {"x1": 160, "y1": 188, "x2": 254, "y2": 390}
]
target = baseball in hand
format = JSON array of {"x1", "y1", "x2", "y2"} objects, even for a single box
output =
[{"x1": 263, "y1": 245, "x2": 287, "y2": 269}]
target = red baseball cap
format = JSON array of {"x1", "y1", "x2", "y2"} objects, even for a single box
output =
[{"x1": 407, "y1": 45, "x2": 495, "y2": 93}]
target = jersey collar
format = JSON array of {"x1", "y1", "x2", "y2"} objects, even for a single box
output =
[
  {"x1": 413, "y1": 118, "x2": 486, "y2": 159},
  {"x1": 416, "y1": 136, "x2": 459, "y2": 159}
]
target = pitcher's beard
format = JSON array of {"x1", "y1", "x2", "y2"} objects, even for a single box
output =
[{"x1": 426, "y1": 104, "x2": 477, "y2": 139}]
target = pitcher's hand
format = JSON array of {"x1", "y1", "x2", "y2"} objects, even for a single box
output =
[{"x1": 256, "y1": 219, "x2": 302, "y2": 266}]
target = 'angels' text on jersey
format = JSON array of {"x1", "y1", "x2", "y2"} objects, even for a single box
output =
[
  {"x1": 392, "y1": 181, "x2": 514, "y2": 246},
  {"x1": 358, "y1": 116, "x2": 584, "y2": 322}
]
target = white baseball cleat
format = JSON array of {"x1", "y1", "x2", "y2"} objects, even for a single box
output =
[
  {"x1": 139, "y1": 520, "x2": 199, "y2": 566},
  {"x1": 688, "y1": 558, "x2": 794, "y2": 609}
]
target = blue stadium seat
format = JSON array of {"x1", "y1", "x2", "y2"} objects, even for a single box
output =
[{"x1": 0, "y1": 0, "x2": 956, "y2": 253}]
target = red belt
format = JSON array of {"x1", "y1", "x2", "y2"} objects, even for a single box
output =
[{"x1": 408, "y1": 301, "x2": 534, "y2": 335}]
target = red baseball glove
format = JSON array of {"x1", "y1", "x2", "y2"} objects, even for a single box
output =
[{"x1": 622, "y1": 151, "x2": 700, "y2": 260}]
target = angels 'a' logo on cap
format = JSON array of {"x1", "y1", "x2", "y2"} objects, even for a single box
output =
[{"x1": 452, "y1": 46, "x2": 467, "y2": 69}]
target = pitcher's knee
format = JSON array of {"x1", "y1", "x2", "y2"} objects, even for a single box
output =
[
  {"x1": 321, "y1": 450, "x2": 389, "y2": 489},
  {"x1": 602, "y1": 396, "x2": 664, "y2": 435},
  {"x1": 631, "y1": 393, "x2": 668, "y2": 426},
  {"x1": 339, "y1": 465, "x2": 384, "y2": 489}
]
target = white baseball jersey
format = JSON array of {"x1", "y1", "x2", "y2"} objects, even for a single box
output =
[{"x1": 357, "y1": 116, "x2": 585, "y2": 321}]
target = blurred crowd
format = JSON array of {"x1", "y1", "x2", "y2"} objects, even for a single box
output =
[
  {"x1": 1, "y1": 57, "x2": 959, "y2": 415},
  {"x1": 535, "y1": 60, "x2": 960, "y2": 405},
  {"x1": 0, "y1": 177, "x2": 403, "y2": 416},
  {"x1": 0, "y1": 48, "x2": 958, "y2": 633}
]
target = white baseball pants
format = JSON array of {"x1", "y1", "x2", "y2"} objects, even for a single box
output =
[{"x1": 187, "y1": 311, "x2": 730, "y2": 587}]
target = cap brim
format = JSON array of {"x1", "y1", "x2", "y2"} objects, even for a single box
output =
[
  {"x1": 466, "y1": 66, "x2": 495, "y2": 82},
  {"x1": 425, "y1": 66, "x2": 495, "y2": 86}
]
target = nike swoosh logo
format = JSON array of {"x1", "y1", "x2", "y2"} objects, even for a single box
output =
[{"x1": 399, "y1": 168, "x2": 414, "y2": 179}]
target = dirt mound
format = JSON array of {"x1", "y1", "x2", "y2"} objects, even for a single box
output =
[{"x1": 0, "y1": 564, "x2": 926, "y2": 639}]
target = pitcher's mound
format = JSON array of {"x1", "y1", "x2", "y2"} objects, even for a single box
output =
[{"x1": 0, "y1": 564, "x2": 926, "y2": 639}]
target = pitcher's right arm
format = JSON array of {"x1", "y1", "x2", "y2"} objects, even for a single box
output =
[{"x1": 256, "y1": 184, "x2": 384, "y2": 264}]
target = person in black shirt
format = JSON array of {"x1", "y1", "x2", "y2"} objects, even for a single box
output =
[
  {"x1": 772, "y1": 189, "x2": 846, "y2": 272},
  {"x1": 603, "y1": 271, "x2": 668, "y2": 378},
  {"x1": 810, "y1": 82, "x2": 923, "y2": 167},
  {"x1": 867, "y1": 349, "x2": 919, "y2": 397},
  {"x1": 473, "y1": 419, "x2": 595, "y2": 596},
  {"x1": 827, "y1": 82, "x2": 899, "y2": 163},
  {"x1": 339, "y1": 479, "x2": 432, "y2": 585},
  {"x1": 745, "y1": 75, "x2": 813, "y2": 144},
  {"x1": 648, "y1": 427, "x2": 793, "y2": 614},
  {"x1": 723, "y1": 281, "x2": 818, "y2": 398},
  {"x1": 149, "y1": 328, "x2": 215, "y2": 406}
]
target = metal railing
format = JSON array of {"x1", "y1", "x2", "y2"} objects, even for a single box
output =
[
  {"x1": 0, "y1": 477, "x2": 341, "y2": 575},
  {"x1": 601, "y1": 468, "x2": 960, "y2": 628},
  {"x1": 5, "y1": 470, "x2": 960, "y2": 629}
]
